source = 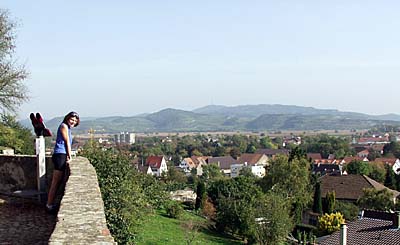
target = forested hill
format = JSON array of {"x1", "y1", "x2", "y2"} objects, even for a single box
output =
[{"x1": 20, "y1": 105, "x2": 400, "y2": 133}]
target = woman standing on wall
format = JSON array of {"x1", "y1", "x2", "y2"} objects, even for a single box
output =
[{"x1": 46, "y1": 111, "x2": 80, "y2": 213}]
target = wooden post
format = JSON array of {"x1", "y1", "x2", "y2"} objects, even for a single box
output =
[{"x1": 36, "y1": 136, "x2": 46, "y2": 202}]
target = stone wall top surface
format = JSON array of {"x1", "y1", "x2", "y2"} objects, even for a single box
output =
[{"x1": 49, "y1": 156, "x2": 115, "y2": 244}]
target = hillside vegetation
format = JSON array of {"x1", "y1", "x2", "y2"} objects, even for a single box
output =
[{"x1": 20, "y1": 104, "x2": 400, "y2": 133}]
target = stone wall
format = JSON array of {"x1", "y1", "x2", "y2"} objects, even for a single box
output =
[
  {"x1": 0, "y1": 155, "x2": 53, "y2": 193},
  {"x1": 0, "y1": 155, "x2": 114, "y2": 243},
  {"x1": 49, "y1": 156, "x2": 115, "y2": 244}
]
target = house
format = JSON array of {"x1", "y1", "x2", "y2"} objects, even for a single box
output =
[
  {"x1": 357, "y1": 149, "x2": 370, "y2": 158},
  {"x1": 255, "y1": 148, "x2": 289, "y2": 159},
  {"x1": 179, "y1": 156, "x2": 209, "y2": 175},
  {"x1": 313, "y1": 159, "x2": 338, "y2": 165},
  {"x1": 312, "y1": 163, "x2": 342, "y2": 176},
  {"x1": 230, "y1": 163, "x2": 266, "y2": 178},
  {"x1": 370, "y1": 144, "x2": 385, "y2": 154},
  {"x1": 320, "y1": 174, "x2": 400, "y2": 203},
  {"x1": 207, "y1": 156, "x2": 238, "y2": 176},
  {"x1": 320, "y1": 210, "x2": 400, "y2": 245},
  {"x1": 307, "y1": 153, "x2": 323, "y2": 161},
  {"x1": 144, "y1": 156, "x2": 168, "y2": 177},
  {"x1": 357, "y1": 136, "x2": 390, "y2": 145},
  {"x1": 283, "y1": 136, "x2": 301, "y2": 146},
  {"x1": 238, "y1": 153, "x2": 269, "y2": 166},
  {"x1": 230, "y1": 153, "x2": 268, "y2": 178},
  {"x1": 339, "y1": 156, "x2": 369, "y2": 165},
  {"x1": 179, "y1": 157, "x2": 196, "y2": 173}
]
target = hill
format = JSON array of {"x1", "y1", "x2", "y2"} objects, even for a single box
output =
[{"x1": 19, "y1": 104, "x2": 400, "y2": 133}]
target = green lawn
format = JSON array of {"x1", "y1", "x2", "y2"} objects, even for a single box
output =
[{"x1": 136, "y1": 210, "x2": 244, "y2": 245}]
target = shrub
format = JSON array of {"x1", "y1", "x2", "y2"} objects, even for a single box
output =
[
  {"x1": 318, "y1": 212, "x2": 345, "y2": 235},
  {"x1": 82, "y1": 147, "x2": 147, "y2": 244},
  {"x1": 165, "y1": 200, "x2": 184, "y2": 219},
  {"x1": 335, "y1": 201, "x2": 359, "y2": 221}
]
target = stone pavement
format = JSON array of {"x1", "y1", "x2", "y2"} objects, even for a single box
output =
[{"x1": 0, "y1": 194, "x2": 56, "y2": 244}]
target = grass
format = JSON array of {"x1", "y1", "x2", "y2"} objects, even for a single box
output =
[{"x1": 136, "y1": 209, "x2": 244, "y2": 245}]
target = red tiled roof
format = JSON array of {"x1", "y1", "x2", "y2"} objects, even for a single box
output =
[
  {"x1": 341, "y1": 156, "x2": 365, "y2": 164},
  {"x1": 358, "y1": 137, "x2": 389, "y2": 143},
  {"x1": 146, "y1": 156, "x2": 164, "y2": 169},
  {"x1": 314, "y1": 159, "x2": 336, "y2": 164}
]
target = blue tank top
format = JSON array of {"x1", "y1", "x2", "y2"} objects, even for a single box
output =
[{"x1": 53, "y1": 123, "x2": 72, "y2": 154}]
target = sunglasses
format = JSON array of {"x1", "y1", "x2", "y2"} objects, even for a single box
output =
[{"x1": 70, "y1": 112, "x2": 80, "y2": 119}]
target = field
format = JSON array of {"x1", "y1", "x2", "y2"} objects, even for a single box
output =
[{"x1": 136, "y1": 209, "x2": 243, "y2": 245}]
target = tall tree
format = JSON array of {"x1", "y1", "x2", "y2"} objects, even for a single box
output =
[
  {"x1": 324, "y1": 191, "x2": 336, "y2": 214},
  {"x1": 195, "y1": 180, "x2": 206, "y2": 211},
  {"x1": 313, "y1": 181, "x2": 323, "y2": 214},
  {"x1": 0, "y1": 9, "x2": 28, "y2": 113},
  {"x1": 260, "y1": 155, "x2": 312, "y2": 223}
]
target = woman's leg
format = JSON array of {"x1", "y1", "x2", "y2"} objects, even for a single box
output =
[{"x1": 47, "y1": 169, "x2": 64, "y2": 206}]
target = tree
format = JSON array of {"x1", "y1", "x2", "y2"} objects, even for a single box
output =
[
  {"x1": 260, "y1": 155, "x2": 312, "y2": 223},
  {"x1": 384, "y1": 164, "x2": 397, "y2": 189},
  {"x1": 201, "y1": 163, "x2": 224, "y2": 181},
  {"x1": 313, "y1": 181, "x2": 323, "y2": 214},
  {"x1": 260, "y1": 136, "x2": 276, "y2": 149},
  {"x1": 195, "y1": 180, "x2": 206, "y2": 211},
  {"x1": 136, "y1": 173, "x2": 168, "y2": 210},
  {"x1": 253, "y1": 192, "x2": 293, "y2": 245},
  {"x1": 368, "y1": 163, "x2": 386, "y2": 183},
  {"x1": 383, "y1": 141, "x2": 400, "y2": 158},
  {"x1": 334, "y1": 201, "x2": 359, "y2": 221},
  {"x1": 357, "y1": 188, "x2": 394, "y2": 211},
  {"x1": 0, "y1": 9, "x2": 28, "y2": 113},
  {"x1": 324, "y1": 191, "x2": 336, "y2": 214},
  {"x1": 301, "y1": 134, "x2": 352, "y2": 159},
  {"x1": 0, "y1": 114, "x2": 34, "y2": 154},
  {"x1": 229, "y1": 147, "x2": 241, "y2": 159},
  {"x1": 208, "y1": 176, "x2": 263, "y2": 240},
  {"x1": 165, "y1": 164, "x2": 187, "y2": 184},
  {"x1": 239, "y1": 166, "x2": 255, "y2": 178},
  {"x1": 346, "y1": 160, "x2": 371, "y2": 175}
]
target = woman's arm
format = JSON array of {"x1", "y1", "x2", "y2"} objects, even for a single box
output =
[{"x1": 60, "y1": 123, "x2": 72, "y2": 161}]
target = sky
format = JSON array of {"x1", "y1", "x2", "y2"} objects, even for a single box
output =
[{"x1": 3, "y1": 0, "x2": 400, "y2": 119}]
